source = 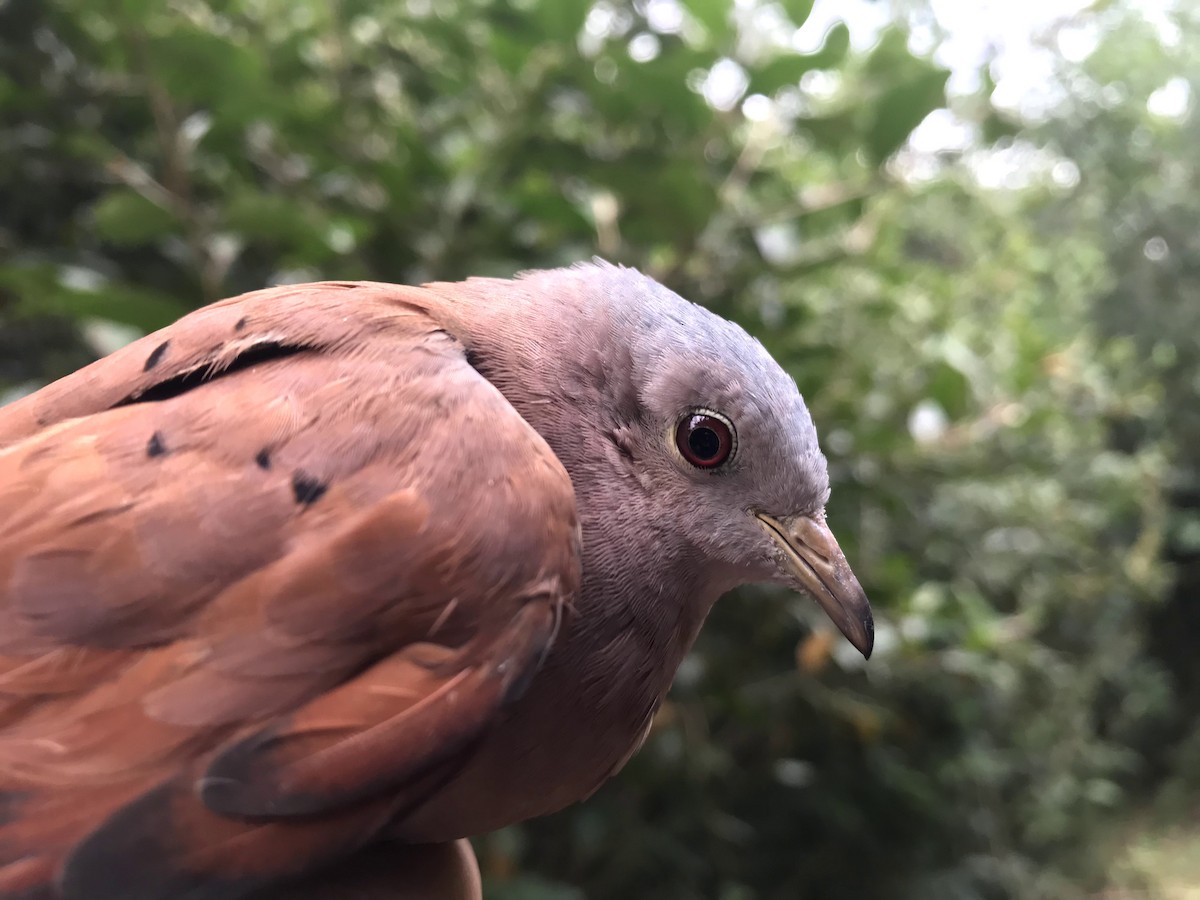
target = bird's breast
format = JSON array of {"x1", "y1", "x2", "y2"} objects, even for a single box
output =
[{"x1": 395, "y1": 584, "x2": 697, "y2": 841}]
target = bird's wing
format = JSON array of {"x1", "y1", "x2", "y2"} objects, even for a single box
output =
[{"x1": 0, "y1": 282, "x2": 580, "y2": 900}]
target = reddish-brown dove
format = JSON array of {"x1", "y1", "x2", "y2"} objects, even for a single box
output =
[{"x1": 0, "y1": 262, "x2": 872, "y2": 899}]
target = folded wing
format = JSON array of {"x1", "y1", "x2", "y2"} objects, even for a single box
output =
[{"x1": 0, "y1": 282, "x2": 580, "y2": 899}]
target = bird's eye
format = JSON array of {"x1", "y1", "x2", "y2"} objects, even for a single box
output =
[{"x1": 675, "y1": 411, "x2": 736, "y2": 469}]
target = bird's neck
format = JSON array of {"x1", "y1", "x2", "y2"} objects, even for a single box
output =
[
  {"x1": 538, "y1": 495, "x2": 724, "y2": 738},
  {"x1": 422, "y1": 277, "x2": 725, "y2": 679},
  {"x1": 595, "y1": 494, "x2": 716, "y2": 609}
]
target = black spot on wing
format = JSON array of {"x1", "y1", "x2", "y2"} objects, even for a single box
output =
[
  {"x1": 291, "y1": 472, "x2": 327, "y2": 506},
  {"x1": 143, "y1": 341, "x2": 170, "y2": 372},
  {"x1": 146, "y1": 432, "x2": 167, "y2": 458},
  {"x1": 255, "y1": 448, "x2": 271, "y2": 470}
]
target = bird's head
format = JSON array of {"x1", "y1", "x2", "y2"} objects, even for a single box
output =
[
  {"x1": 441, "y1": 261, "x2": 873, "y2": 659},
  {"x1": 612, "y1": 269, "x2": 872, "y2": 658}
]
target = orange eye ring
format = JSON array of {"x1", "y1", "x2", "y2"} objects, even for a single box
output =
[{"x1": 675, "y1": 411, "x2": 735, "y2": 469}]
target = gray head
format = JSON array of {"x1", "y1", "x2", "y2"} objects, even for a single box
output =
[{"x1": 437, "y1": 261, "x2": 873, "y2": 657}]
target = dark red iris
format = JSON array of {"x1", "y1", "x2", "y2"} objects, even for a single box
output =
[{"x1": 675, "y1": 413, "x2": 734, "y2": 469}]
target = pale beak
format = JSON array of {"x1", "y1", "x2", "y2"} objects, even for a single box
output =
[{"x1": 755, "y1": 512, "x2": 874, "y2": 658}]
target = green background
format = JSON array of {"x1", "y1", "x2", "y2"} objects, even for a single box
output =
[{"x1": 2, "y1": 0, "x2": 1198, "y2": 896}]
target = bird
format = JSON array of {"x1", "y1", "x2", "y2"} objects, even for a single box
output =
[{"x1": 0, "y1": 261, "x2": 872, "y2": 899}]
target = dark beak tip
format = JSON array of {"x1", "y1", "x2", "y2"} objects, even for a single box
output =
[
  {"x1": 831, "y1": 582, "x2": 874, "y2": 660},
  {"x1": 860, "y1": 619, "x2": 874, "y2": 659},
  {"x1": 838, "y1": 600, "x2": 874, "y2": 659}
]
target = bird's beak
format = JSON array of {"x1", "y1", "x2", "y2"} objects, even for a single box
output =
[{"x1": 755, "y1": 512, "x2": 874, "y2": 658}]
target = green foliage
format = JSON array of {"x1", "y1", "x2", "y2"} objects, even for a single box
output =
[
  {"x1": 1028, "y1": 3, "x2": 1200, "y2": 797},
  {"x1": 747, "y1": 24, "x2": 850, "y2": 95},
  {"x1": 0, "y1": 0, "x2": 1185, "y2": 897},
  {"x1": 91, "y1": 189, "x2": 181, "y2": 246}
]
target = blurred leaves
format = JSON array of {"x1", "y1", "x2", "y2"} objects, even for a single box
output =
[
  {"x1": 747, "y1": 23, "x2": 850, "y2": 95},
  {"x1": 866, "y1": 65, "x2": 949, "y2": 165},
  {"x1": 683, "y1": 0, "x2": 732, "y2": 39},
  {"x1": 91, "y1": 189, "x2": 179, "y2": 246},
  {"x1": 0, "y1": 263, "x2": 186, "y2": 331}
]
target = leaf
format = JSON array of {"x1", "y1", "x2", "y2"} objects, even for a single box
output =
[
  {"x1": 865, "y1": 67, "x2": 949, "y2": 165},
  {"x1": 747, "y1": 23, "x2": 850, "y2": 95},
  {"x1": 603, "y1": 157, "x2": 719, "y2": 242},
  {"x1": 489, "y1": 28, "x2": 533, "y2": 75},
  {"x1": 91, "y1": 190, "x2": 179, "y2": 247},
  {"x1": 682, "y1": 0, "x2": 731, "y2": 44},
  {"x1": 780, "y1": 0, "x2": 816, "y2": 29},
  {"x1": 1172, "y1": 510, "x2": 1200, "y2": 553},
  {"x1": 927, "y1": 360, "x2": 971, "y2": 419},
  {"x1": 147, "y1": 27, "x2": 268, "y2": 124},
  {"x1": 532, "y1": 0, "x2": 590, "y2": 41},
  {"x1": 863, "y1": 26, "x2": 917, "y2": 79},
  {"x1": 222, "y1": 190, "x2": 330, "y2": 257},
  {"x1": 0, "y1": 263, "x2": 188, "y2": 332},
  {"x1": 796, "y1": 109, "x2": 858, "y2": 156},
  {"x1": 981, "y1": 109, "x2": 1022, "y2": 144},
  {"x1": 0, "y1": 74, "x2": 17, "y2": 110}
]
